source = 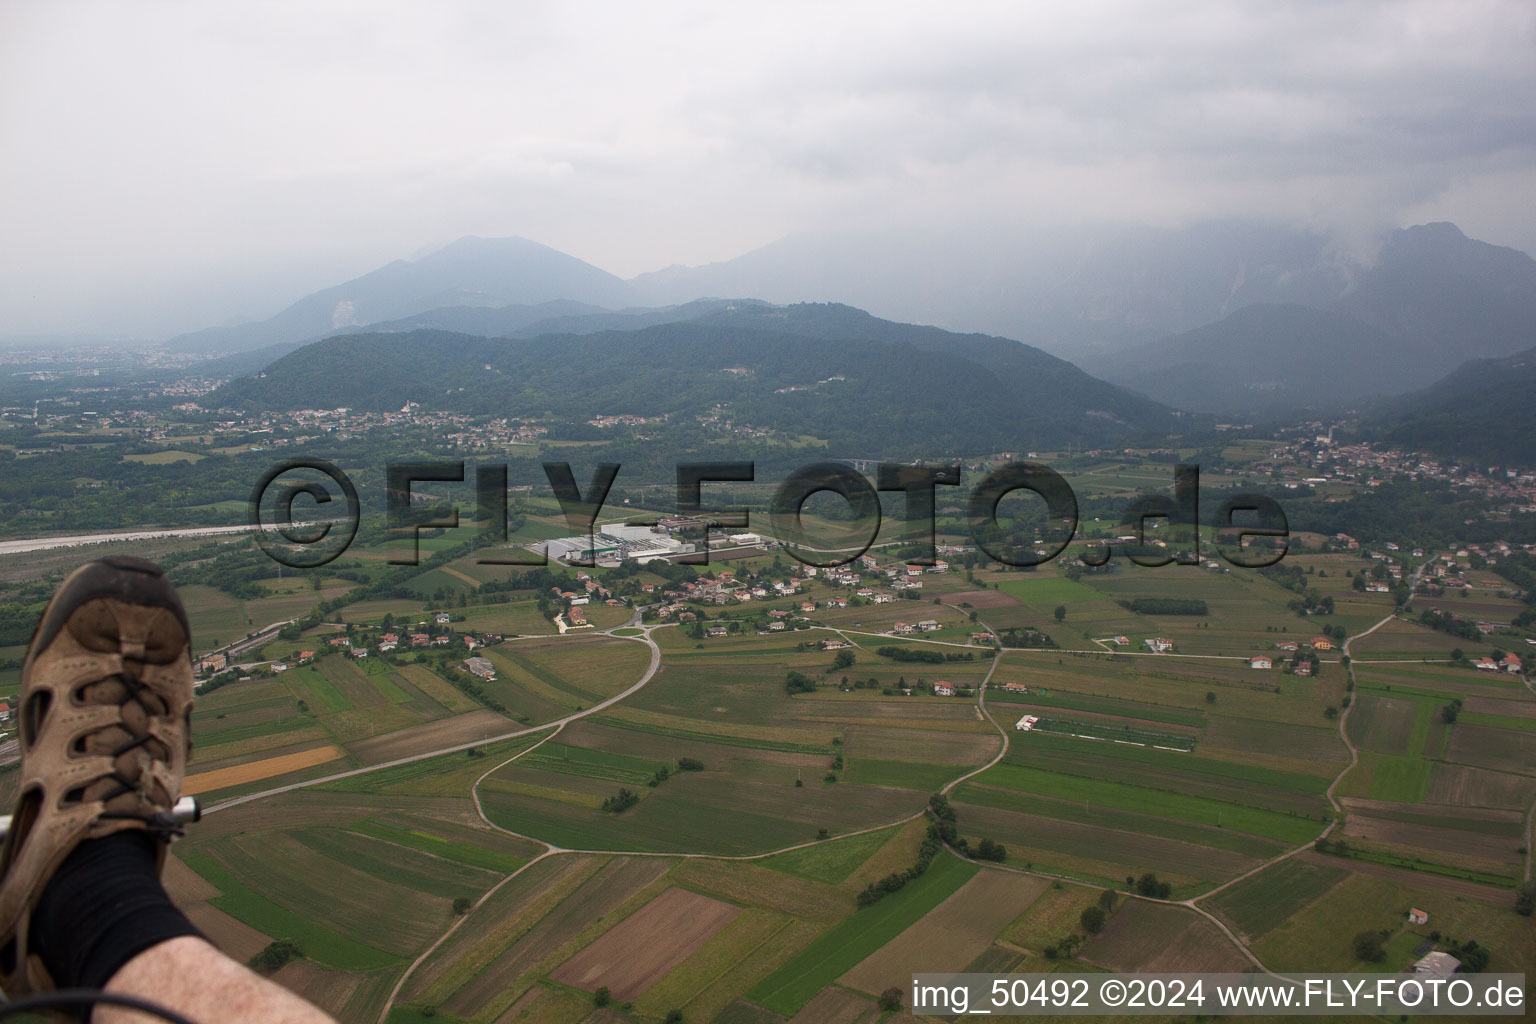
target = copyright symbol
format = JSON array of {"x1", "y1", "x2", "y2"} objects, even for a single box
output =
[
  {"x1": 248, "y1": 459, "x2": 360, "y2": 568},
  {"x1": 1100, "y1": 980, "x2": 1126, "y2": 1007}
]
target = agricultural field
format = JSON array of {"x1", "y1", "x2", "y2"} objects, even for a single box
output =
[
  {"x1": 1204, "y1": 857, "x2": 1349, "y2": 941},
  {"x1": 7, "y1": 508, "x2": 1529, "y2": 1024}
]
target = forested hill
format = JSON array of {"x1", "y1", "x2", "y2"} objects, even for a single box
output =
[
  {"x1": 1370, "y1": 346, "x2": 1536, "y2": 467},
  {"x1": 212, "y1": 304, "x2": 1183, "y2": 456}
]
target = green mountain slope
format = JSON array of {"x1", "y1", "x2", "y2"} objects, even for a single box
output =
[
  {"x1": 1372, "y1": 346, "x2": 1536, "y2": 466},
  {"x1": 213, "y1": 303, "x2": 1180, "y2": 456}
]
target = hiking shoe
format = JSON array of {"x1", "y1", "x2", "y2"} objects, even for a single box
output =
[{"x1": 0, "y1": 557, "x2": 196, "y2": 994}]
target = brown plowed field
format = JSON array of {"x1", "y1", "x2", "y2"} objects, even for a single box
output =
[
  {"x1": 1342, "y1": 814, "x2": 1523, "y2": 875},
  {"x1": 1083, "y1": 900, "x2": 1248, "y2": 972},
  {"x1": 550, "y1": 886, "x2": 742, "y2": 999},
  {"x1": 839, "y1": 869, "x2": 1046, "y2": 997},
  {"x1": 345, "y1": 709, "x2": 514, "y2": 764},
  {"x1": 788, "y1": 986, "x2": 881, "y2": 1024},
  {"x1": 182, "y1": 743, "x2": 344, "y2": 794},
  {"x1": 1294, "y1": 850, "x2": 1513, "y2": 903},
  {"x1": 1427, "y1": 764, "x2": 1535, "y2": 809}
]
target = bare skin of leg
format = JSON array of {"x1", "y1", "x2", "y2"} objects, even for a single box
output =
[{"x1": 97, "y1": 936, "x2": 337, "y2": 1024}]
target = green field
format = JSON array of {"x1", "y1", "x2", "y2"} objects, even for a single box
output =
[
  {"x1": 181, "y1": 851, "x2": 402, "y2": 971},
  {"x1": 759, "y1": 827, "x2": 899, "y2": 884},
  {"x1": 746, "y1": 852, "x2": 978, "y2": 1014},
  {"x1": 1206, "y1": 857, "x2": 1348, "y2": 939},
  {"x1": 988, "y1": 688, "x2": 1207, "y2": 728},
  {"x1": 968, "y1": 762, "x2": 1324, "y2": 844},
  {"x1": 995, "y1": 576, "x2": 1103, "y2": 606},
  {"x1": 348, "y1": 819, "x2": 529, "y2": 873},
  {"x1": 518, "y1": 741, "x2": 665, "y2": 784},
  {"x1": 1026, "y1": 716, "x2": 1196, "y2": 751}
]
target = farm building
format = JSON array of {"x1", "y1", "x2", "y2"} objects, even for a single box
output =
[
  {"x1": 1002, "y1": 682, "x2": 1030, "y2": 694},
  {"x1": 1144, "y1": 637, "x2": 1174, "y2": 653},
  {"x1": 932, "y1": 681, "x2": 956, "y2": 696},
  {"x1": 463, "y1": 656, "x2": 495, "y2": 680},
  {"x1": 1311, "y1": 637, "x2": 1333, "y2": 650},
  {"x1": 1408, "y1": 908, "x2": 1428, "y2": 925},
  {"x1": 1250, "y1": 656, "x2": 1272, "y2": 669},
  {"x1": 1015, "y1": 714, "x2": 1039, "y2": 731},
  {"x1": 1412, "y1": 952, "x2": 1460, "y2": 978}
]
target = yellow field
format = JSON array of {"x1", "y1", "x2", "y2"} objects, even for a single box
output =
[{"x1": 182, "y1": 744, "x2": 345, "y2": 794}]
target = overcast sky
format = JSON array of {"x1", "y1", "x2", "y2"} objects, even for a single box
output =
[{"x1": 3, "y1": 0, "x2": 1535, "y2": 339}]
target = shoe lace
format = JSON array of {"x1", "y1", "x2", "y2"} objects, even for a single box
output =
[{"x1": 83, "y1": 673, "x2": 186, "y2": 842}]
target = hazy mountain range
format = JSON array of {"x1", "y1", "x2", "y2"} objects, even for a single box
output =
[{"x1": 180, "y1": 220, "x2": 1536, "y2": 423}]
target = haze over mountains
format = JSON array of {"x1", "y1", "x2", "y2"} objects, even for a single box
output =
[
  {"x1": 178, "y1": 220, "x2": 1536, "y2": 423},
  {"x1": 213, "y1": 302, "x2": 1179, "y2": 457}
]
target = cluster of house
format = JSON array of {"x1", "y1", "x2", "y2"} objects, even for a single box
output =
[
  {"x1": 1472, "y1": 652, "x2": 1523, "y2": 673},
  {"x1": 256, "y1": 612, "x2": 510, "y2": 672},
  {"x1": 649, "y1": 569, "x2": 800, "y2": 616},
  {"x1": 889, "y1": 620, "x2": 942, "y2": 635},
  {"x1": 807, "y1": 554, "x2": 947, "y2": 591},
  {"x1": 1272, "y1": 636, "x2": 1333, "y2": 652}
]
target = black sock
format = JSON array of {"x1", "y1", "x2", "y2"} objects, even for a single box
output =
[{"x1": 30, "y1": 832, "x2": 203, "y2": 993}]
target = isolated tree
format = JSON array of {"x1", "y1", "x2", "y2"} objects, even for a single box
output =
[
  {"x1": 832, "y1": 649, "x2": 856, "y2": 670},
  {"x1": 878, "y1": 988, "x2": 903, "y2": 1012},
  {"x1": 247, "y1": 939, "x2": 302, "y2": 975},
  {"x1": 1098, "y1": 889, "x2": 1117, "y2": 912},
  {"x1": 452, "y1": 897, "x2": 472, "y2": 915},
  {"x1": 1517, "y1": 881, "x2": 1536, "y2": 917},
  {"x1": 1054, "y1": 605, "x2": 1067, "y2": 623},
  {"x1": 1080, "y1": 906, "x2": 1106, "y2": 933},
  {"x1": 1352, "y1": 930, "x2": 1386, "y2": 962},
  {"x1": 1205, "y1": 691, "x2": 1217, "y2": 704},
  {"x1": 594, "y1": 987, "x2": 611, "y2": 1008}
]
